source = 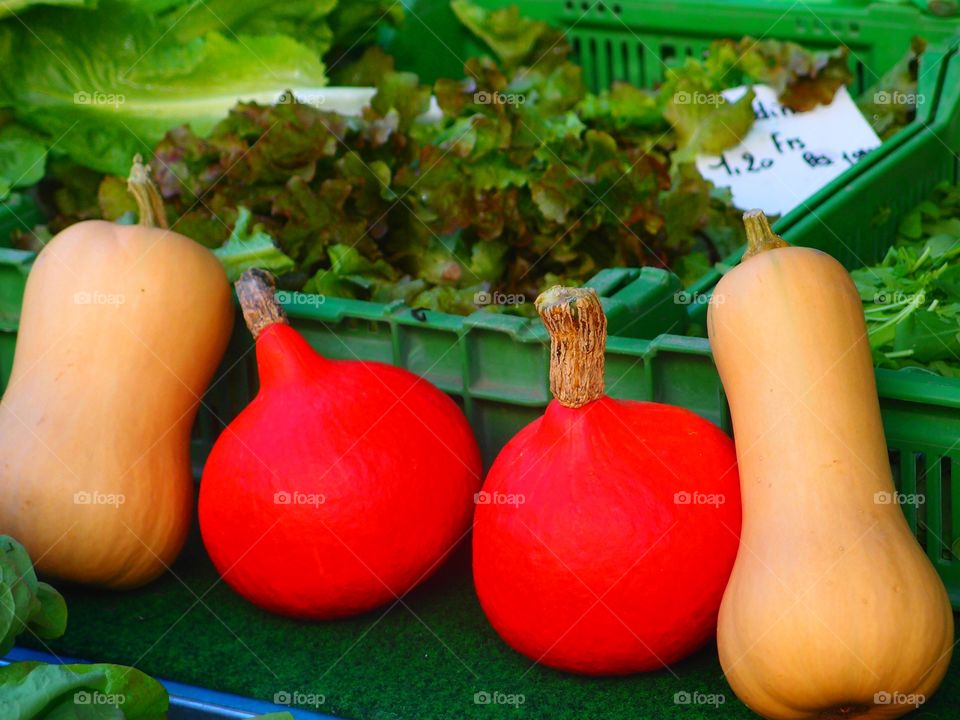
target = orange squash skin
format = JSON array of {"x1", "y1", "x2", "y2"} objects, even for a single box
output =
[
  {"x1": 0, "y1": 220, "x2": 233, "y2": 589},
  {"x1": 709, "y1": 244, "x2": 953, "y2": 720}
]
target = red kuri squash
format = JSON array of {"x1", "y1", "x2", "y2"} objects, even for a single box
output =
[
  {"x1": 472, "y1": 286, "x2": 741, "y2": 674},
  {"x1": 199, "y1": 269, "x2": 482, "y2": 619}
]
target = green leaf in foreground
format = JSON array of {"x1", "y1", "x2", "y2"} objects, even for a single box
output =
[
  {"x1": 0, "y1": 662, "x2": 167, "y2": 720},
  {"x1": 0, "y1": 535, "x2": 67, "y2": 656},
  {"x1": 213, "y1": 207, "x2": 295, "y2": 282}
]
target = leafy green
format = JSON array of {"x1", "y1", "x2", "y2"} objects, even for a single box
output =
[
  {"x1": 326, "y1": 0, "x2": 404, "y2": 62},
  {"x1": 0, "y1": 661, "x2": 297, "y2": 719},
  {"x1": 0, "y1": 540, "x2": 291, "y2": 720},
  {"x1": 0, "y1": 0, "x2": 93, "y2": 18},
  {"x1": 158, "y1": 0, "x2": 337, "y2": 57},
  {"x1": 450, "y1": 0, "x2": 555, "y2": 70},
  {"x1": 0, "y1": 2, "x2": 328, "y2": 176},
  {"x1": 0, "y1": 663, "x2": 168, "y2": 719},
  {"x1": 0, "y1": 123, "x2": 47, "y2": 199},
  {"x1": 42, "y1": 2, "x2": 855, "y2": 315},
  {"x1": 851, "y1": 181, "x2": 960, "y2": 376},
  {"x1": 213, "y1": 207, "x2": 295, "y2": 282},
  {"x1": 658, "y1": 36, "x2": 851, "y2": 160},
  {"x1": 664, "y1": 87, "x2": 756, "y2": 161},
  {"x1": 132, "y1": 29, "x2": 850, "y2": 313},
  {"x1": 858, "y1": 37, "x2": 927, "y2": 141},
  {"x1": 0, "y1": 535, "x2": 67, "y2": 656}
]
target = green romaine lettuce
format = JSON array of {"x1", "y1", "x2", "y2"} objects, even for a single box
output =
[
  {"x1": 0, "y1": 1, "x2": 327, "y2": 175},
  {"x1": 0, "y1": 0, "x2": 93, "y2": 19},
  {"x1": 0, "y1": 663, "x2": 168, "y2": 719},
  {"x1": 0, "y1": 535, "x2": 67, "y2": 656}
]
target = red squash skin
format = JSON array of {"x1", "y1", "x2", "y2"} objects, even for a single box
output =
[
  {"x1": 472, "y1": 395, "x2": 741, "y2": 675},
  {"x1": 199, "y1": 323, "x2": 482, "y2": 619}
]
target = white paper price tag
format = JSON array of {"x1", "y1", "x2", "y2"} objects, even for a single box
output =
[{"x1": 695, "y1": 85, "x2": 881, "y2": 216}]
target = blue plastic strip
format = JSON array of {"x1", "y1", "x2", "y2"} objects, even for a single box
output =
[{"x1": 3, "y1": 647, "x2": 343, "y2": 720}]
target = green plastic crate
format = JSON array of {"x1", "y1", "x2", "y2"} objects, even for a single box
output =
[
  {"x1": 465, "y1": 0, "x2": 959, "y2": 93},
  {"x1": 0, "y1": 257, "x2": 684, "y2": 465}
]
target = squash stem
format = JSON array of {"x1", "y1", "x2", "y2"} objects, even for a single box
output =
[
  {"x1": 236, "y1": 268, "x2": 289, "y2": 340},
  {"x1": 742, "y1": 209, "x2": 787, "y2": 260},
  {"x1": 127, "y1": 154, "x2": 169, "y2": 229},
  {"x1": 535, "y1": 286, "x2": 606, "y2": 408}
]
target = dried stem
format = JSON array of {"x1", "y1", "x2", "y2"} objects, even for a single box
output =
[
  {"x1": 742, "y1": 209, "x2": 788, "y2": 260},
  {"x1": 236, "y1": 269, "x2": 288, "y2": 339},
  {"x1": 535, "y1": 286, "x2": 607, "y2": 408},
  {"x1": 126, "y1": 154, "x2": 168, "y2": 229}
]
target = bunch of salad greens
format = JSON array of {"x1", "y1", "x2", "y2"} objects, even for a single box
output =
[
  {"x1": 852, "y1": 182, "x2": 960, "y2": 377},
  {"x1": 0, "y1": 534, "x2": 291, "y2": 720},
  {"x1": 0, "y1": 0, "x2": 399, "y2": 190},
  {"x1": 0, "y1": 536, "x2": 66, "y2": 656},
  {"x1": 56, "y1": 2, "x2": 852, "y2": 315},
  {"x1": 10, "y1": 1, "x2": 918, "y2": 316}
]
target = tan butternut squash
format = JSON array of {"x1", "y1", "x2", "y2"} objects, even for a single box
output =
[
  {"x1": 709, "y1": 211, "x2": 953, "y2": 720},
  {"x1": 0, "y1": 157, "x2": 233, "y2": 589}
]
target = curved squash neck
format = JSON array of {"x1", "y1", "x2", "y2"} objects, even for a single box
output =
[{"x1": 255, "y1": 324, "x2": 327, "y2": 388}]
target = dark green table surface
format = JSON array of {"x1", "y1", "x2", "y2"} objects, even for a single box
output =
[{"x1": 21, "y1": 526, "x2": 960, "y2": 720}]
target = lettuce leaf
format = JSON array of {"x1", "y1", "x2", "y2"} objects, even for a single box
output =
[
  {"x1": 0, "y1": 1, "x2": 327, "y2": 175},
  {"x1": 0, "y1": 0, "x2": 93, "y2": 19},
  {"x1": 0, "y1": 662, "x2": 168, "y2": 719},
  {"x1": 0, "y1": 123, "x2": 47, "y2": 199},
  {"x1": 214, "y1": 207, "x2": 296, "y2": 282},
  {"x1": 0, "y1": 535, "x2": 67, "y2": 656},
  {"x1": 450, "y1": 0, "x2": 552, "y2": 70},
  {"x1": 159, "y1": 0, "x2": 338, "y2": 57}
]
